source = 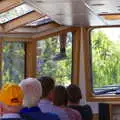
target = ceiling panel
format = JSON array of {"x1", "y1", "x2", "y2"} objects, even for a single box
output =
[
  {"x1": 24, "y1": 0, "x2": 117, "y2": 26},
  {"x1": 24, "y1": 1, "x2": 88, "y2": 14},
  {"x1": 83, "y1": 0, "x2": 120, "y2": 25},
  {"x1": 84, "y1": 0, "x2": 120, "y2": 14},
  {"x1": 51, "y1": 11, "x2": 106, "y2": 26},
  {"x1": 24, "y1": 0, "x2": 84, "y2": 3}
]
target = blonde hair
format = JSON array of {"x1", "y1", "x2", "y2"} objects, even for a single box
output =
[{"x1": 20, "y1": 78, "x2": 42, "y2": 107}]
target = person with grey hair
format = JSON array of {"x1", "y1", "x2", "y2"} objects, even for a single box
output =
[{"x1": 19, "y1": 78, "x2": 60, "y2": 120}]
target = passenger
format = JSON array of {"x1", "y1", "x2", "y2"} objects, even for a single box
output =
[
  {"x1": 67, "y1": 84, "x2": 93, "y2": 120},
  {"x1": 38, "y1": 76, "x2": 69, "y2": 120},
  {"x1": 19, "y1": 78, "x2": 60, "y2": 120},
  {"x1": 0, "y1": 83, "x2": 23, "y2": 120},
  {"x1": 53, "y1": 85, "x2": 82, "y2": 120}
]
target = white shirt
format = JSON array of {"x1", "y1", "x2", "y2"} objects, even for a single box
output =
[
  {"x1": 2, "y1": 113, "x2": 21, "y2": 119},
  {"x1": 38, "y1": 99, "x2": 69, "y2": 120}
]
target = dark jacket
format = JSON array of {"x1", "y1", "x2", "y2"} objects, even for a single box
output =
[
  {"x1": 69, "y1": 104, "x2": 93, "y2": 120},
  {"x1": 20, "y1": 106, "x2": 60, "y2": 120}
]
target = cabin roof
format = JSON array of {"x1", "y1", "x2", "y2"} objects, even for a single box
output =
[
  {"x1": 0, "y1": 0, "x2": 59, "y2": 36},
  {"x1": 23, "y1": 0, "x2": 120, "y2": 27},
  {"x1": 0, "y1": 0, "x2": 120, "y2": 36}
]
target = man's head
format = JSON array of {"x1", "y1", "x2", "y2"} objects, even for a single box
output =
[
  {"x1": 53, "y1": 85, "x2": 68, "y2": 106},
  {"x1": 67, "y1": 84, "x2": 82, "y2": 104},
  {"x1": 20, "y1": 78, "x2": 42, "y2": 107},
  {"x1": 0, "y1": 83, "x2": 24, "y2": 115},
  {"x1": 38, "y1": 76, "x2": 55, "y2": 101}
]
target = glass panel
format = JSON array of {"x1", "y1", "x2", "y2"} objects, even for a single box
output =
[
  {"x1": 0, "y1": 4, "x2": 33, "y2": 24},
  {"x1": 26, "y1": 16, "x2": 52, "y2": 26},
  {"x1": 91, "y1": 28, "x2": 120, "y2": 95},
  {"x1": 2, "y1": 42, "x2": 25, "y2": 84},
  {"x1": 36, "y1": 32, "x2": 72, "y2": 86}
]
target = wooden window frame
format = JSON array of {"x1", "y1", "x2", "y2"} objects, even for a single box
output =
[
  {"x1": 33, "y1": 27, "x2": 81, "y2": 85},
  {"x1": 0, "y1": 38, "x2": 29, "y2": 86},
  {"x1": 84, "y1": 26, "x2": 120, "y2": 102},
  {"x1": 0, "y1": 38, "x2": 3, "y2": 87},
  {"x1": 0, "y1": 27, "x2": 81, "y2": 86}
]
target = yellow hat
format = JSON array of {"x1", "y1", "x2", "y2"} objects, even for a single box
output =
[{"x1": 0, "y1": 83, "x2": 24, "y2": 106}]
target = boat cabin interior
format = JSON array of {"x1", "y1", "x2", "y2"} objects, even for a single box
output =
[{"x1": 0, "y1": 0, "x2": 120, "y2": 120}]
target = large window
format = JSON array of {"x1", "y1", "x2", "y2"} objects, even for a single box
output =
[
  {"x1": 36, "y1": 32, "x2": 72, "y2": 85},
  {"x1": 91, "y1": 28, "x2": 120, "y2": 95},
  {"x1": 2, "y1": 42, "x2": 25, "y2": 84}
]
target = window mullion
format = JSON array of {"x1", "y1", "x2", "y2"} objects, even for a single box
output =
[{"x1": 0, "y1": 38, "x2": 3, "y2": 87}]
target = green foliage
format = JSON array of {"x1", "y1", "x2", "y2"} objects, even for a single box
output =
[
  {"x1": 91, "y1": 30, "x2": 120, "y2": 88},
  {"x1": 2, "y1": 33, "x2": 72, "y2": 86},
  {"x1": 2, "y1": 42, "x2": 25, "y2": 84},
  {"x1": 36, "y1": 33, "x2": 72, "y2": 86}
]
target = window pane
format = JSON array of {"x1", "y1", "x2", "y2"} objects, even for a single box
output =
[
  {"x1": 26, "y1": 16, "x2": 52, "y2": 26},
  {"x1": 91, "y1": 28, "x2": 120, "y2": 95},
  {"x1": 2, "y1": 42, "x2": 25, "y2": 84},
  {"x1": 0, "y1": 4, "x2": 33, "y2": 24},
  {"x1": 36, "y1": 32, "x2": 72, "y2": 86}
]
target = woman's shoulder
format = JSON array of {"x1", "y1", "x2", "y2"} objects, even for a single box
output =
[{"x1": 64, "y1": 107, "x2": 82, "y2": 120}]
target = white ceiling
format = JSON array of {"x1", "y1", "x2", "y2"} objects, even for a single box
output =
[{"x1": 23, "y1": 0, "x2": 120, "y2": 26}]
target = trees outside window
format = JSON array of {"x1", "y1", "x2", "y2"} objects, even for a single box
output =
[
  {"x1": 91, "y1": 28, "x2": 120, "y2": 93},
  {"x1": 36, "y1": 32, "x2": 72, "y2": 86},
  {"x1": 2, "y1": 42, "x2": 25, "y2": 84}
]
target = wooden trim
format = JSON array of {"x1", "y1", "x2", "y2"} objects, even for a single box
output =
[
  {"x1": 32, "y1": 27, "x2": 79, "y2": 85},
  {"x1": 83, "y1": 27, "x2": 120, "y2": 102},
  {"x1": 0, "y1": 37, "x2": 3, "y2": 87},
  {"x1": 11, "y1": 27, "x2": 38, "y2": 33},
  {"x1": 110, "y1": 104, "x2": 120, "y2": 120},
  {"x1": 32, "y1": 26, "x2": 76, "y2": 40},
  {"x1": 0, "y1": 0, "x2": 22, "y2": 14},
  {"x1": 3, "y1": 11, "x2": 43, "y2": 32},
  {"x1": 86, "y1": 96, "x2": 120, "y2": 102},
  {"x1": 26, "y1": 40, "x2": 36, "y2": 77},
  {"x1": 82, "y1": 27, "x2": 93, "y2": 100},
  {"x1": 72, "y1": 28, "x2": 81, "y2": 85},
  {"x1": 88, "y1": 25, "x2": 120, "y2": 29},
  {"x1": 93, "y1": 114, "x2": 99, "y2": 120},
  {"x1": 109, "y1": 104, "x2": 112, "y2": 120},
  {"x1": 11, "y1": 22, "x2": 60, "y2": 33},
  {"x1": 37, "y1": 22, "x2": 60, "y2": 31},
  {"x1": 2, "y1": 37, "x2": 31, "y2": 42},
  {"x1": 0, "y1": 25, "x2": 4, "y2": 33},
  {"x1": 0, "y1": 33, "x2": 32, "y2": 39}
]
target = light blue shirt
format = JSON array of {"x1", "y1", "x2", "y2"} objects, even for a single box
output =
[{"x1": 38, "y1": 99, "x2": 69, "y2": 120}]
